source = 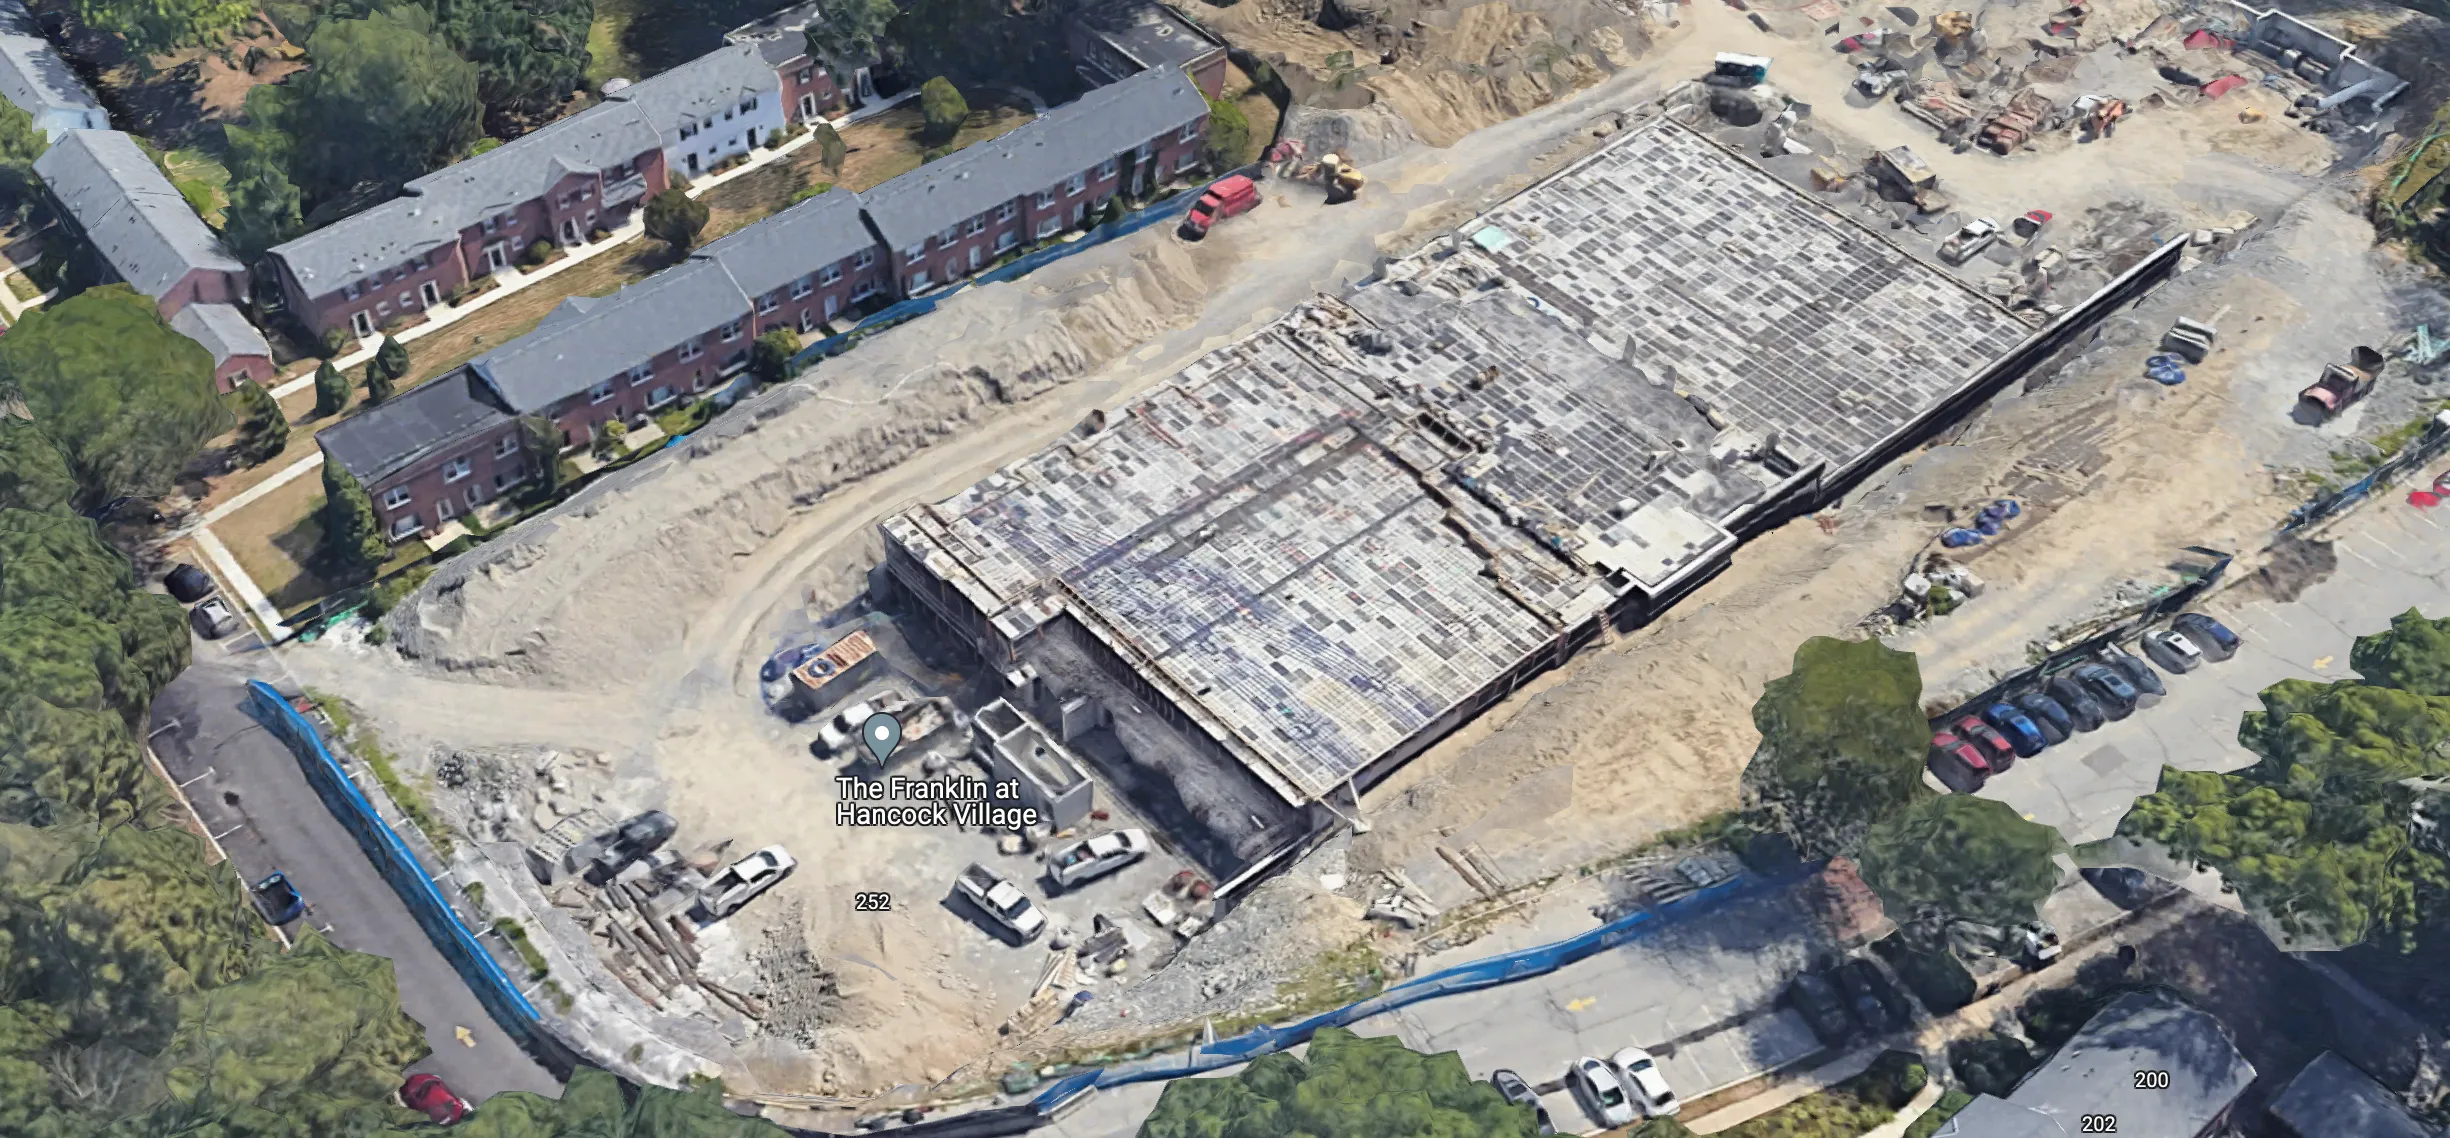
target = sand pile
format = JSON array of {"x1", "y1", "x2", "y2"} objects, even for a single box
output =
[{"x1": 388, "y1": 238, "x2": 1211, "y2": 687}]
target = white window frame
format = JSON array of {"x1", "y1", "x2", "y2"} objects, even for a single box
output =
[
  {"x1": 1033, "y1": 190, "x2": 1054, "y2": 209},
  {"x1": 720, "y1": 320, "x2": 743, "y2": 342},
  {"x1": 589, "y1": 381, "x2": 615, "y2": 404},
  {"x1": 758, "y1": 291, "x2": 781, "y2": 314},
  {"x1": 442, "y1": 457, "x2": 472, "y2": 483},
  {"x1": 938, "y1": 224, "x2": 960, "y2": 245},
  {"x1": 629, "y1": 363, "x2": 653, "y2": 385},
  {"x1": 390, "y1": 513, "x2": 422, "y2": 539},
  {"x1": 1179, "y1": 121, "x2": 1200, "y2": 142},
  {"x1": 678, "y1": 338, "x2": 703, "y2": 361},
  {"x1": 381, "y1": 486, "x2": 412, "y2": 509},
  {"x1": 817, "y1": 264, "x2": 841, "y2": 285},
  {"x1": 965, "y1": 216, "x2": 985, "y2": 236},
  {"x1": 1035, "y1": 217, "x2": 1061, "y2": 239},
  {"x1": 903, "y1": 243, "x2": 925, "y2": 261},
  {"x1": 351, "y1": 311, "x2": 375, "y2": 338},
  {"x1": 1066, "y1": 172, "x2": 1085, "y2": 195},
  {"x1": 793, "y1": 273, "x2": 817, "y2": 297},
  {"x1": 1175, "y1": 151, "x2": 1196, "y2": 171},
  {"x1": 908, "y1": 269, "x2": 930, "y2": 291},
  {"x1": 420, "y1": 280, "x2": 441, "y2": 307},
  {"x1": 648, "y1": 385, "x2": 676, "y2": 409},
  {"x1": 997, "y1": 201, "x2": 1017, "y2": 221},
  {"x1": 996, "y1": 229, "x2": 1019, "y2": 251},
  {"x1": 495, "y1": 434, "x2": 519, "y2": 457},
  {"x1": 824, "y1": 294, "x2": 840, "y2": 319},
  {"x1": 853, "y1": 249, "x2": 875, "y2": 269},
  {"x1": 436, "y1": 496, "x2": 457, "y2": 522},
  {"x1": 1097, "y1": 158, "x2": 1117, "y2": 179}
]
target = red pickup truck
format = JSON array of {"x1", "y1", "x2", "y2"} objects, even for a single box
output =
[{"x1": 1179, "y1": 175, "x2": 1258, "y2": 240}]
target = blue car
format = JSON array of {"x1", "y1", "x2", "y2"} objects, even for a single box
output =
[
  {"x1": 1982, "y1": 703, "x2": 2047, "y2": 758},
  {"x1": 252, "y1": 872, "x2": 304, "y2": 925},
  {"x1": 759, "y1": 643, "x2": 824, "y2": 683}
]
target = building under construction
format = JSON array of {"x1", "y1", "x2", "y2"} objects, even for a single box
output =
[{"x1": 881, "y1": 117, "x2": 2178, "y2": 889}]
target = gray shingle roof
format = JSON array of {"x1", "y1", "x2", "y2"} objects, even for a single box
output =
[
  {"x1": 860, "y1": 65, "x2": 1206, "y2": 248},
  {"x1": 0, "y1": 0, "x2": 103, "y2": 139},
  {"x1": 35, "y1": 130, "x2": 240, "y2": 298},
  {"x1": 472, "y1": 257, "x2": 747, "y2": 409},
  {"x1": 609, "y1": 42, "x2": 775, "y2": 137},
  {"x1": 1075, "y1": 0, "x2": 1225, "y2": 74},
  {"x1": 2269, "y1": 1053, "x2": 2436, "y2": 1138},
  {"x1": 318, "y1": 369, "x2": 514, "y2": 485},
  {"x1": 169, "y1": 302, "x2": 271, "y2": 366},
  {"x1": 271, "y1": 99, "x2": 661, "y2": 295},
  {"x1": 1980, "y1": 990, "x2": 2254, "y2": 1138},
  {"x1": 695, "y1": 185, "x2": 867, "y2": 299}
]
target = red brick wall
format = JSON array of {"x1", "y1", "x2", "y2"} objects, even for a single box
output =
[
  {"x1": 361, "y1": 422, "x2": 532, "y2": 542},
  {"x1": 745, "y1": 248, "x2": 885, "y2": 336},
  {"x1": 212, "y1": 353, "x2": 274, "y2": 394},
  {"x1": 154, "y1": 267, "x2": 246, "y2": 322},
  {"x1": 535, "y1": 306, "x2": 753, "y2": 447},
  {"x1": 776, "y1": 56, "x2": 844, "y2": 123},
  {"x1": 1188, "y1": 53, "x2": 1228, "y2": 101}
]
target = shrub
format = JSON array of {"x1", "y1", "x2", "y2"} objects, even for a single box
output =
[
  {"x1": 1874, "y1": 933, "x2": 1977, "y2": 1013},
  {"x1": 592, "y1": 419, "x2": 628, "y2": 458},
  {"x1": 521, "y1": 239, "x2": 554, "y2": 267},
  {"x1": 919, "y1": 76, "x2": 968, "y2": 142},
  {"x1": 1947, "y1": 1033, "x2": 2037, "y2": 1099},
  {"x1": 787, "y1": 181, "x2": 837, "y2": 206}
]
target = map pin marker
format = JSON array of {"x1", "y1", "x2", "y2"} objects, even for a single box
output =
[{"x1": 861, "y1": 712, "x2": 902, "y2": 765}]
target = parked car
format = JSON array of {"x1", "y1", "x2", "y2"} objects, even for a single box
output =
[
  {"x1": 815, "y1": 699, "x2": 879, "y2": 757},
  {"x1": 759, "y1": 643, "x2": 825, "y2": 682},
  {"x1": 1565, "y1": 1056, "x2": 1635, "y2": 1129},
  {"x1": 1928, "y1": 732, "x2": 1993, "y2": 791},
  {"x1": 399, "y1": 1073, "x2": 470, "y2": 1125},
  {"x1": 701, "y1": 845, "x2": 796, "y2": 920},
  {"x1": 251, "y1": 871, "x2": 304, "y2": 925},
  {"x1": 2141, "y1": 629, "x2": 2204, "y2": 674},
  {"x1": 163, "y1": 562, "x2": 216, "y2": 603},
  {"x1": 1981, "y1": 702, "x2": 2048, "y2": 757},
  {"x1": 1833, "y1": 959, "x2": 1903, "y2": 1033},
  {"x1": 1489, "y1": 1069, "x2": 1555, "y2": 1134},
  {"x1": 1787, "y1": 972, "x2": 1854, "y2": 1046},
  {"x1": 2173, "y1": 613, "x2": 2241, "y2": 662},
  {"x1": 188, "y1": 596, "x2": 238, "y2": 639},
  {"x1": 2108, "y1": 649, "x2": 2166, "y2": 698},
  {"x1": 2042, "y1": 675, "x2": 2107, "y2": 731},
  {"x1": 1046, "y1": 828, "x2": 1151, "y2": 890},
  {"x1": 1179, "y1": 174, "x2": 1260, "y2": 239},
  {"x1": 2015, "y1": 692, "x2": 2074, "y2": 742},
  {"x1": 1950, "y1": 715, "x2": 2015, "y2": 766},
  {"x1": 1838, "y1": 958, "x2": 1912, "y2": 1029},
  {"x1": 2073, "y1": 664, "x2": 2137, "y2": 719},
  {"x1": 1609, "y1": 1047, "x2": 1680, "y2": 1117},
  {"x1": 1940, "y1": 217, "x2": 2000, "y2": 264},
  {"x1": 955, "y1": 863, "x2": 1047, "y2": 942}
]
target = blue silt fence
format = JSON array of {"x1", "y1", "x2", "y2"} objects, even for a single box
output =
[
  {"x1": 242, "y1": 680, "x2": 547, "y2": 1047},
  {"x1": 1030, "y1": 864, "x2": 1812, "y2": 1114}
]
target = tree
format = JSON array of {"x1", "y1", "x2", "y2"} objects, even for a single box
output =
[
  {"x1": 282, "y1": 6, "x2": 482, "y2": 199},
  {"x1": 375, "y1": 335, "x2": 411, "y2": 387},
  {"x1": 423, "y1": 0, "x2": 594, "y2": 117},
  {"x1": 803, "y1": 0, "x2": 895, "y2": 71},
  {"x1": 0, "y1": 417, "x2": 77, "y2": 514},
  {"x1": 1858, "y1": 796, "x2": 2064, "y2": 930},
  {"x1": 1139, "y1": 1029, "x2": 1538, "y2": 1138},
  {"x1": 319, "y1": 461, "x2": 391, "y2": 580},
  {"x1": 366, "y1": 1066, "x2": 788, "y2": 1137},
  {"x1": 643, "y1": 188, "x2": 709, "y2": 252},
  {"x1": 70, "y1": 0, "x2": 252, "y2": 56},
  {"x1": 893, "y1": 0, "x2": 998, "y2": 60},
  {"x1": 364, "y1": 360, "x2": 396, "y2": 404},
  {"x1": 2351, "y1": 607, "x2": 2450, "y2": 695},
  {"x1": 0, "y1": 100, "x2": 45, "y2": 215},
  {"x1": 219, "y1": 105, "x2": 305, "y2": 260},
  {"x1": 312, "y1": 359, "x2": 352, "y2": 418},
  {"x1": 1201, "y1": 96, "x2": 1250, "y2": 171},
  {"x1": 2121, "y1": 671, "x2": 2450, "y2": 950},
  {"x1": 1742, "y1": 637, "x2": 1933, "y2": 858},
  {"x1": 751, "y1": 328, "x2": 800, "y2": 384},
  {"x1": 518, "y1": 414, "x2": 566, "y2": 498},
  {"x1": 235, "y1": 381, "x2": 289, "y2": 465},
  {"x1": 811, "y1": 121, "x2": 847, "y2": 180},
  {"x1": 919, "y1": 76, "x2": 968, "y2": 143},
  {"x1": 0, "y1": 285, "x2": 227, "y2": 509}
]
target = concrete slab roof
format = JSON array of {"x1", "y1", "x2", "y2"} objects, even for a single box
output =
[{"x1": 883, "y1": 119, "x2": 2037, "y2": 806}]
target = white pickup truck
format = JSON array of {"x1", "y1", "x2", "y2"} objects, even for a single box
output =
[{"x1": 955, "y1": 863, "x2": 1046, "y2": 942}]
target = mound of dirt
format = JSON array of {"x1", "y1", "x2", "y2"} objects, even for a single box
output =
[{"x1": 388, "y1": 238, "x2": 1213, "y2": 687}]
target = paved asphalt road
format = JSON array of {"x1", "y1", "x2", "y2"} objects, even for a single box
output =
[
  {"x1": 150, "y1": 647, "x2": 562, "y2": 1104},
  {"x1": 1979, "y1": 493, "x2": 2450, "y2": 844},
  {"x1": 1044, "y1": 879, "x2": 1839, "y2": 1138}
]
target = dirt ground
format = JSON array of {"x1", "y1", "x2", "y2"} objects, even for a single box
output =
[{"x1": 282, "y1": 0, "x2": 2450, "y2": 1104}]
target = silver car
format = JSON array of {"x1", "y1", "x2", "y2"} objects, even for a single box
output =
[{"x1": 1046, "y1": 828, "x2": 1150, "y2": 890}]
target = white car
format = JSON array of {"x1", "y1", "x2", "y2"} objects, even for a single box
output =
[
  {"x1": 1046, "y1": 828, "x2": 1151, "y2": 889},
  {"x1": 701, "y1": 845, "x2": 795, "y2": 919},
  {"x1": 2141, "y1": 630, "x2": 2204, "y2": 674},
  {"x1": 1940, "y1": 217, "x2": 2000, "y2": 264},
  {"x1": 955, "y1": 863, "x2": 1047, "y2": 942},
  {"x1": 1610, "y1": 1047, "x2": 1680, "y2": 1117},
  {"x1": 1565, "y1": 1056, "x2": 1634, "y2": 1128},
  {"x1": 816, "y1": 700, "x2": 877, "y2": 757}
]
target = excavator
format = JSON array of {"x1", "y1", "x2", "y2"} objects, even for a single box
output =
[{"x1": 1317, "y1": 153, "x2": 1367, "y2": 204}]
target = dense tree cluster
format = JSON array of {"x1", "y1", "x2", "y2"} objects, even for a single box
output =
[
  {"x1": 368, "y1": 1067, "x2": 790, "y2": 1137},
  {"x1": 1744, "y1": 637, "x2": 2065, "y2": 931},
  {"x1": 2121, "y1": 610, "x2": 2450, "y2": 949},
  {"x1": 0, "y1": 286, "x2": 228, "y2": 511},
  {"x1": 1140, "y1": 1029, "x2": 1539, "y2": 1138},
  {"x1": 70, "y1": 0, "x2": 254, "y2": 56}
]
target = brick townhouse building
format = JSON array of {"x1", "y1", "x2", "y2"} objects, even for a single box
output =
[
  {"x1": 860, "y1": 64, "x2": 1210, "y2": 296},
  {"x1": 724, "y1": 0, "x2": 879, "y2": 123},
  {"x1": 271, "y1": 41, "x2": 836, "y2": 345},
  {"x1": 34, "y1": 129, "x2": 273, "y2": 390},
  {"x1": 321, "y1": 66, "x2": 1215, "y2": 544}
]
